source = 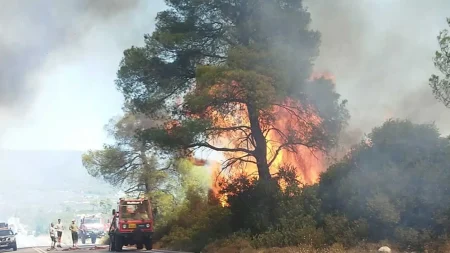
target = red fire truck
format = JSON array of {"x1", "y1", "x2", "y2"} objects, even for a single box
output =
[
  {"x1": 79, "y1": 214, "x2": 107, "y2": 244},
  {"x1": 108, "y1": 198, "x2": 153, "y2": 252}
]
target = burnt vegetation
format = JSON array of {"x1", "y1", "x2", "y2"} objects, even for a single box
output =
[{"x1": 83, "y1": 1, "x2": 450, "y2": 252}]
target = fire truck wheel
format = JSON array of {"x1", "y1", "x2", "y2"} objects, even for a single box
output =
[
  {"x1": 144, "y1": 238, "x2": 152, "y2": 250},
  {"x1": 114, "y1": 235, "x2": 123, "y2": 252}
]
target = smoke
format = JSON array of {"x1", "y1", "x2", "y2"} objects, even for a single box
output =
[
  {"x1": 304, "y1": 0, "x2": 450, "y2": 139},
  {"x1": 0, "y1": 0, "x2": 143, "y2": 117}
]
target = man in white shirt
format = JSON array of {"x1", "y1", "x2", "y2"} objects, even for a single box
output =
[{"x1": 54, "y1": 219, "x2": 64, "y2": 248}]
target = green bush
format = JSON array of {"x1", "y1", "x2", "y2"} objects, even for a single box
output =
[
  {"x1": 155, "y1": 189, "x2": 232, "y2": 252},
  {"x1": 322, "y1": 215, "x2": 369, "y2": 247},
  {"x1": 252, "y1": 225, "x2": 326, "y2": 249}
]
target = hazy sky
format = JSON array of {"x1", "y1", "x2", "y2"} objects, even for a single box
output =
[
  {"x1": 305, "y1": 0, "x2": 450, "y2": 141},
  {"x1": 0, "y1": 0, "x2": 449, "y2": 151},
  {"x1": 0, "y1": 0, "x2": 166, "y2": 150}
]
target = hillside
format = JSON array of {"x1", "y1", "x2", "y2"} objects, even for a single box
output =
[{"x1": 0, "y1": 150, "x2": 118, "y2": 221}]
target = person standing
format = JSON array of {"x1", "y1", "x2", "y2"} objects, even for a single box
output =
[
  {"x1": 49, "y1": 223, "x2": 56, "y2": 250},
  {"x1": 69, "y1": 220, "x2": 79, "y2": 248},
  {"x1": 54, "y1": 219, "x2": 64, "y2": 248}
]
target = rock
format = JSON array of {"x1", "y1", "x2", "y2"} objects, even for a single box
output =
[{"x1": 378, "y1": 246, "x2": 391, "y2": 252}]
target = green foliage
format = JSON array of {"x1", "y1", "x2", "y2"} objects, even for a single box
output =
[
  {"x1": 115, "y1": 0, "x2": 349, "y2": 180},
  {"x1": 317, "y1": 119, "x2": 450, "y2": 250},
  {"x1": 155, "y1": 188, "x2": 232, "y2": 252},
  {"x1": 81, "y1": 113, "x2": 216, "y2": 241},
  {"x1": 322, "y1": 215, "x2": 369, "y2": 247},
  {"x1": 152, "y1": 159, "x2": 213, "y2": 229},
  {"x1": 81, "y1": 113, "x2": 181, "y2": 215},
  {"x1": 215, "y1": 167, "x2": 322, "y2": 248},
  {"x1": 430, "y1": 17, "x2": 450, "y2": 107}
]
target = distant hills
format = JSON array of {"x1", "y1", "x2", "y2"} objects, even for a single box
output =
[{"x1": 0, "y1": 150, "x2": 118, "y2": 221}]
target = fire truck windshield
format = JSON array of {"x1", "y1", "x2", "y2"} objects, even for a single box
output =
[
  {"x1": 84, "y1": 218, "x2": 101, "y2": 224},
  {"x1": 120, "y1": 200, "x2": 150, "y2": 220}
]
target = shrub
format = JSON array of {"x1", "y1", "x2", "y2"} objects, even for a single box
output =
[
  {"x1": 252, "y1": 225, "x2": 326, "y2": 249},
  {"x1": 322, "y1": 215, "x2": 369, "y2": 247},
  {"x1": 156, "y1": 189, "x2": 232, "y2": 252}
]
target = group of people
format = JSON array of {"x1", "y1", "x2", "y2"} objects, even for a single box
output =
[{"x1": 49, "y1": 219, "x2": 79, "y2": 249}]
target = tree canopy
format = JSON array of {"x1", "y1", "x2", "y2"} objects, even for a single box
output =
[
  {"x1": 318, "y1": 119, "x2": 450, "y2": 248},
  {"x1": 430, "y1": 18, "x2": 450, "y2": 107},
  {"x1": 81, "y1": 112, "x2": 214, "y2": 221},
  {"x1": 116, "y1": 0, "x2": 349, "y2": 181},
  {"x1": 82, "y1": 113, "x2": 173, "y2": 195}
]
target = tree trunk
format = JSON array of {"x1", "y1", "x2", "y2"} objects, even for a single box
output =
[
  {"x1": 139, "y1": 147, "x2": 151, "y2": 194},
  {"x1": 247, "y1": 103, "x2": 271, "y2": 180},
  {"x1": 236, "y1": 2, "x2": 271, "y2": 180}
]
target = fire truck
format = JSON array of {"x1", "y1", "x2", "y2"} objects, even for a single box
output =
[
  {"x1": 108, "y1": 198, "x2": 153, "y2": 252},
  {"x1": 79, "y1": 214, "x2": 107, "y2": 244}
]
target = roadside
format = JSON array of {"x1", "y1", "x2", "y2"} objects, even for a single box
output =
[
  {"x1": 16, "y1": 235, "x2": 50, "y2": 248},
  {"x1": 15, "y1": 233, "x2": 107, "y2": 251}
]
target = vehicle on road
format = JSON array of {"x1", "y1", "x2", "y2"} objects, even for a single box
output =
[
  {"x1": 108, "y1": 198, "x2": 154, "y2": 252},
  {"x1": 0, "y1": 223, "x2": 7, "y2": 229},
  {"x1": 79, "y1": 214, "x2": 107, "y2": 244},
  {"x1": 0, "y1": 228, "x2": 17, "y2": 251}
]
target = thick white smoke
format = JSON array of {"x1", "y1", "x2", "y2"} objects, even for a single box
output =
[
  {"x1": 0, "y1": 0, "x2": 146, "y2": 126},
  {"x1": 305, "y1": 0, "x2": 450, "y2": 140}
]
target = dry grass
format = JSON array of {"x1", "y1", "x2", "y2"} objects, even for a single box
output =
[
  {"x1": 100, "y1": 235, "x2": 110, "y2": 245},
  {"x1": 203, "y1": 241, "x2": 450, "y2": 253},
  {"x1": 202, "y1": 240, "x2": 397, "y2": 253}
]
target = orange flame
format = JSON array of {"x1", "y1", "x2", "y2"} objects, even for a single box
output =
[
  {"x1": 309, "y1": 71, "x2": 336, "y2": 83},
  {"x1": 203, "y1": 72, "x2": 335, "y2": 206}
]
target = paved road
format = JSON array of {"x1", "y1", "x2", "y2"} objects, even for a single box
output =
[{"x1": 0, "y1": 246, "x2": 192, "y2": 253}]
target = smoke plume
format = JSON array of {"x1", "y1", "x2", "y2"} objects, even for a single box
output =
[
  {"x1": 0, "y1": 0, "x2": 143, "y2": 117},
  {"x1": 304, "y1": 0, "x2": 450, "y2": 139}
]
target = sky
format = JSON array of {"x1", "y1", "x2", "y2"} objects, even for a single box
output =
[
  {"x1": 0, "y1": 0, "x2": 450, "y2": 151},
  {"x1": 0, "y1": 0, "x2": 167, "y2": 150}
]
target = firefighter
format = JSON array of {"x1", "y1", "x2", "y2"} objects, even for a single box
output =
[
  {"x1": 54, "y1": 218, "x2": 64, "y2": 248},
  {"x1": 49, "y1": 223, "x2": 56, "y2": 250},
  {"x1": 69, "y1": 220, "x2": 79, "y2": 248}
]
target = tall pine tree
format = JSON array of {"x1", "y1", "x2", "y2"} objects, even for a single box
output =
[{"x1": 116, "y1": 0, "x2": 349, "y2": 181}]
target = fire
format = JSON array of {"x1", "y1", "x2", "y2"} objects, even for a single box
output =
[
  {"x1": 203, "y1": 72, "x2": 335, "y2": 207},
  {"x1": 309, "y1": 71, "x2": 336, "y2": 83}
]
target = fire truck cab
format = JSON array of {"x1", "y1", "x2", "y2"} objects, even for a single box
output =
[{"x1": 108, "y1": 198, "x2": 153, "y2": 252}]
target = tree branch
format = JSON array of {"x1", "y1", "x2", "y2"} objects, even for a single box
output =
[
  {"x1": 223, "y1": 153, "x2": 256, "y2": 170},
  {"x1": 187, "y1": 142, "x2": 254, "y2": 154},
  {"x1": 267, "y1": 140, "x2": 315, "y2": 168},
  {"x1": 206, "y1": 125, "x2": 251, "y2": 132}
]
